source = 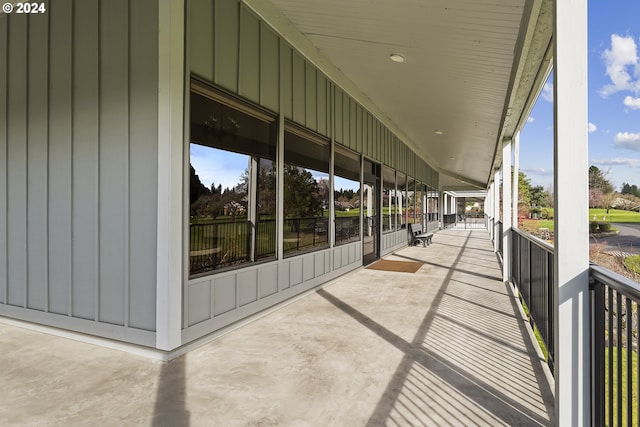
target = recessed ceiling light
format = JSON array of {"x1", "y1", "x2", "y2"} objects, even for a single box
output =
[
  {"x1": 434, "y1": 130, "x2": 444, "y2": 135},
  {"x1": 390, "y1": 54, "x2": 405, "y2": 63}
]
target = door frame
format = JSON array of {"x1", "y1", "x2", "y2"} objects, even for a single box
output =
[{"x1": 362, "y1": 158, "x2": 381, "y2": 266}]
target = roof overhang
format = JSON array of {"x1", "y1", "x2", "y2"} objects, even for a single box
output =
[{"x1": 244, "y1": 0, "x2": 553, "y2": 191}]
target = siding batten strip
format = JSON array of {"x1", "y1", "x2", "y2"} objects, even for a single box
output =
[
  {"x1": 236, "y1": 0, "x2": 240, "y2": 94},
  {"x1": 68, "y1": 0, "x2": 74, "y2": 317},
  {"x1": 124, "y1": 0, "x2": 131, "y2": 328},
  {"x1": 24, "y1": 16, "x2": 29, "y2": 309},
  {"x1": 95, "y1": 0, "x2": 102, "y2": 323},
  {"x1": 1, "y1": 14, "x2": 6, "y2": 305},
  {"x1": 44, "y1": 8, "x2": 50, "y2": 313}
]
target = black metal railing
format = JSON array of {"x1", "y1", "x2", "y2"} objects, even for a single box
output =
[
  {"x1": 335, "y1": 215, "x2": 360, "y2": 245},
  {"x1": 189, "y1": 217, "x2": 277, "y2": 275},
  {"x1": 283, "y1": 216, "x2": 329, "y2": 255},
  {"x1": 590, "y1": 264, "x2": 640, "y2": 427},
  {"x1": 511, "y1": 229, "x2": 555, "y2": 373},
  {"x1": 461, "y1": 216, "x2": 486, "y2": 229},
  {"x1": 497, "y1": 221, "x2": 503, "y2": 255},
  {"x1": 509, "y1": 226, "x2": 640, "y2": 424},
  {"x1": 443, "y1": 214, "x2": 456, "y2": 228},
  {"x1": 256, "y1": 218, "x2": 277, "y2": 259},
  {"x1": 190, "y1": 219, "x2": 252, "y2": 275}
]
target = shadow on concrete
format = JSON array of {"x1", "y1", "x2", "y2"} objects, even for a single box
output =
[
  {"x1": 318, "y1": 230, "x2": 555, "y2": 426},
  {"x1": 152, "y1": 356, "x2": 191, "y2": 427},
  {"x1": 394, "y1": 252, "x2": 503, "y2": 282}
]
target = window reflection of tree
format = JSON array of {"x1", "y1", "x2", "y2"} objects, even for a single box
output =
[
  {"x1": 283, "y1": 125, "x2": 330, "y2": 256},
  {"x1": 189, "y1": 89, "x2": 277, "y2": 276}
]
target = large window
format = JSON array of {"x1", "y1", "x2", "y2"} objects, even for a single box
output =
[
  {"x1": 334, "y1": 146, "x2": 361, "y2": 245},
  {"x1": 382, "y1": 166, "x2": 396, "y2": 233},
  {"x1": 283, "y1": 124, "x2": 330, "y2": 256},
  {"x1": 189, "y1": 88, "x2": 277, "y2": 277}
]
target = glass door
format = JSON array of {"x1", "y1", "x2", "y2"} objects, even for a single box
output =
[{"x1": 362, "y1": 159, "x2": 380, "y2": 265}]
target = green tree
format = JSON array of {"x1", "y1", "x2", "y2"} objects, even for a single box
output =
[
  {"x1": 518, "y1": 171, "x2": 531, "y2": 208},
  {"x1": 190, "y1": 164, "x2": 210, "y2": 206},
  {"x1": 530, "y1": 185, "x2": 547, "y2": 207},
  {"x1": 284, "y1": 165, "x2": 323, "y2": 218},
  {"x1": 589, "y1": 165, "x2": 614, "y2": 194},
  {"x1": 621, "y1": 182, "x2": 640, "y2": 198},
  {"x1": 257, "y1": 162, "x2": 276, "y2": 216}
]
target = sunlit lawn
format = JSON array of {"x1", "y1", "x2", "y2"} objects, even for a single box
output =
[
  {"x1": 605, "y1": 347, "x2": 638, "y2": 426},
  {"x1": 520, "y1": 219, "x2": 554, "y2": 233},
  {"x1": 590, "y1": 209, "x2": 640, "y2": 223}
]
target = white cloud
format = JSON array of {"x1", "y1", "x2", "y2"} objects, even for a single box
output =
[
  {"x1": 600, "y1": 34, "x2": 640, "y2": 97},
  {"x1": 541, "y1": 82, "x2": 553, "y2": 103},
  {"x1": 588, "y1": 122, "x2": 597, "y2": 133},
  {"x1": 526, "y1": 116, "x2": 535, "y2": 123},
  {"x1": 614, "y1": 132, "x2": 640, "y2": 151},
  {"x1": 592, "y1": 157, "x2": 640, "y2": 168},
  {"x1": 624, "y1": 96, "x2": 640, "y2": 109},
  {"x1": 521, "y1": 167, "x2": 552, "y2": 176}
]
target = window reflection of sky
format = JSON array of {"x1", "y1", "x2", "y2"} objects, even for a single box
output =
[
  {"x1": 192, "y1": 144, "x2": 361, "y2": 193},
  {"x1": 334, "y1": 175, "x2": 359, "y2": 192},
  {"x1": 190, "y1": 144, "x2": 248, "y2": 190}
]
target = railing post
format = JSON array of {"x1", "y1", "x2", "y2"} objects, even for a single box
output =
[
  {"x1": 590, "y1": 279, "x2": 605, "y2": 426},
  {"x1": 502, "y1": 139, "x2": 512, "y2": 285}
]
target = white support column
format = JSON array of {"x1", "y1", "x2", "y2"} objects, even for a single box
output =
[
  {"x1": 156, "y1": 0, "x2": 185, "y2": 351},
  {"x1": 489, "y1": 182, "x2": 495, "y2": 238},
  {"x1": 486, "y1": 186, "x2": 491, "y2": 237},
  {"x1": 442, "y1": 193, "x2": 447, "y2": 215},
  {"x1": 438, "y1": 189, "x2": 444, "y2": 228},
  {"x1": 554, "y1": 0, "x2": 590, "y2": 424},
  {"x1": 493, "y1": 170, "x2": 500, "y2": 252},
  {"x1": 512, "y1": 132, "x2": 520, "y2": 227},
  {"x1": 328, "y1": 86, "x2": 335, "y2": 248},
  {"x1": 502, "y1": 139, "x2": 512, "y2": 284}
]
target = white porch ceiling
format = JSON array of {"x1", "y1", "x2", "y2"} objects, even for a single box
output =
[{"x1": 246, "y1": 0, "x2": 553, "y2": 190}]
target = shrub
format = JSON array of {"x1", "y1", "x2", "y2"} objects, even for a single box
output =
[
  {"x1": 590, "y1": 221, "x2": 599, "y2": 232},
  {"x1": 599, "y1": 222, "x2": 612, "y2": 232}
]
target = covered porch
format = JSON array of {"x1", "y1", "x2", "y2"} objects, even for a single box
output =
[{"x1": 0, "y1": 228, "x2": 554, "y2": 425}]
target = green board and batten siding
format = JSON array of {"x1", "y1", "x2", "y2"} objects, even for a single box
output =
[
  {"x1": 0, "y1": 0, "x2": 159, "y2": 345},
  {"x1": 0, "y1": 0, "x2": 439, "y2": 348},
  {"x1": 185, "y1": 0, "x2": 438, "y2": 341}
]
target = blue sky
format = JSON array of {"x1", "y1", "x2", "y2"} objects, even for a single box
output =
[{"x1": 519, "y1": 1, "x2": 640, "y2": 191}]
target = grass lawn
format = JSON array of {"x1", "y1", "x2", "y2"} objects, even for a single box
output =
[
  {"x1": 605, "y1": 346, "x2": 639, "y2": 426},
  {"x1": 519, "y1": 297, "x2": 549, "y2": 362},
  {"x1": 520, "y1": 219, "x2": 554, "y2": 233},
  {"x1": 519, "y1": 208, "x2": 640, "y2": 234},
  {"x1": 590, "y1": 208, "x2": 640, "y2": 223},
  {"x1": 625, "y1": 255, "x2": 640, "y2": 275}
]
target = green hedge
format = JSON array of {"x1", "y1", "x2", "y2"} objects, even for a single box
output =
[
  {"x1": 599, "y1": 222, "x2": 612, "y2": 232},
  {"x1": 590, "y1": 221, "x2": 613, "y2": 232}
]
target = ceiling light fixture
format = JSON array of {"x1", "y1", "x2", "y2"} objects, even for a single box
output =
[
  {"x1": 434, "y1": 130, "x2": 444, "y2": 135},
  {"x1": 390, "y1": 54, "x2": 405, "y2": 63}
]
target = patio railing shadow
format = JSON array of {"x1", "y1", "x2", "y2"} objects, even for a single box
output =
[{"x1": 318, "y1": 230, "x2": 555, "y2": 426}]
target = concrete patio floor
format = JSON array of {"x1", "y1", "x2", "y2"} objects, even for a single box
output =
[{"x1": 0, "y1": 229, "x2": 554, "y2": 426}]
